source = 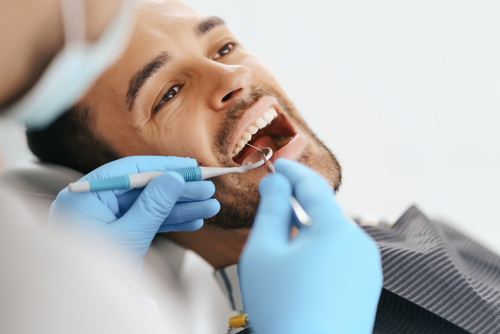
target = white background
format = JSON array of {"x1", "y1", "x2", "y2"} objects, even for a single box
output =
[{"x1": 1, "y1": 0, "x2": 499, "y2": 253}]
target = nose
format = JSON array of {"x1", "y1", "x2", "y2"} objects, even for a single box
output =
[{"x1": 205, "y1": 63, "x2": 251, "y2": 111}]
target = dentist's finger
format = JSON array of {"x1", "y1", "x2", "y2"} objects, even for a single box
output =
[
  {"x1": 177, "y1": 181, "x2": 216, "y2": 202},
  {"x1": 117, "y1": 181, "x2": 216, "y2": 216},
  {"x1": 248, "y1": 173, "x2": 294, "y2": 250},
  {"x1": 158, "y1": 219, "x2": 204, "y2": 232},
  {"x1": 162, "y1": 199, "x2": 220, "y2": 224},
  {"x1": 119, "y1": 172, "x2": 185, "y2": 231},
  {"x1": 274, "y1": 159, "x2": 340, "y2": 227}
]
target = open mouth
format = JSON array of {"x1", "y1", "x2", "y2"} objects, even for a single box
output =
[{"x1": 232, "y1": 106, "x2": 297, "y2": 165}]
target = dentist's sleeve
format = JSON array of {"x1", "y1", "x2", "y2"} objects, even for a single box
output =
[{"x1": 240, "y1": 159, "x2": 383, "y2": 334}]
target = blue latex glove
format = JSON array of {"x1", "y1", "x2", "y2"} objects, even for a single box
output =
[
  {"x1": 50, "y1": 156, "x2": 220, "y2": 271},
  {"x1": 240, "y1": 159, "x2": 382, "y2": 334}
]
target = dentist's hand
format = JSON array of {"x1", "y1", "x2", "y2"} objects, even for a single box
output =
[
  {"x1": 240, "y1": 159, "x2": 382, "y2": 334},
  {"x1": 49, "y1": 156, "x2": 220, "y2": 271}
]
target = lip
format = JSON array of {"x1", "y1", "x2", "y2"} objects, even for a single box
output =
[
  {"x1": 229, "y1": 95, "x2": 306, "y2": 164},
  {"x1": 269, "y1": 129, "x2": 306, "y2": 163}
]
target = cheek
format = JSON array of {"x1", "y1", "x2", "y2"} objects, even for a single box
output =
[
  {"x1": 156, "y1": 112, "x2": 218, "y2": 165},
  {"x1": 243, "y1": 58, "x2": 289, "y2": 97},
  {"x1": 95, "y1": 110, "x2": 142, "y2": 156}
]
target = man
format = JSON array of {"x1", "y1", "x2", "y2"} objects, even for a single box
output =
[
  {"x1": 28, "y1": 0, "x2": 342, "y2": 268},
  {"x1": 26, "y1": 0, "x2": 500, "y2": 333},
  {"x1": 1, "y1": 0, "x2": 385, "y2": 333}
]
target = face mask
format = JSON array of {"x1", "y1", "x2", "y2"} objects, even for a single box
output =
[{"x1": 3, "y1": 0, "x2": 134, "y2": 129}]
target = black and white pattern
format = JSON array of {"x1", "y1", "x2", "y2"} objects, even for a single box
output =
[
  {"x1": 364, "y1": 206, "x2": 500, "y2": 334},
  {"x1": 215, "y1": 206, "x2": 500, "y2": 333}
]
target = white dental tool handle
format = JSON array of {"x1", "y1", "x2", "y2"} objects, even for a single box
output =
[
  {"x1": 199, "y1": 162, "x2": 262, "y2": 179},
  {"x1": 68, "y1": 163, "x2": 263, "y2": 193}
]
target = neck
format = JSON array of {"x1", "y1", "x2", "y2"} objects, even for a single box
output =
[{"x1": 167, "y1": 226, "x2": 250, "y2": 269}]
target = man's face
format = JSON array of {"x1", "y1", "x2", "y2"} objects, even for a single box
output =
[{"x1": 84, "y1": 0, "x2": 341, "y2": 229}]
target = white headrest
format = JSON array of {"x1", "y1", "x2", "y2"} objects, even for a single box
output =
[{"x1": 0, "y1": 158, "x2": 83, "y2": 227}]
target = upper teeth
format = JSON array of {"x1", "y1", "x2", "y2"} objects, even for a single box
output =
[{"x1": 233, "y1": 106, "x2": 278, "y2": 157}]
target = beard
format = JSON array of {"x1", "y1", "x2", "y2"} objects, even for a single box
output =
[{"x1": 204, "y1": 85, "x2": 342, "y2": 230}]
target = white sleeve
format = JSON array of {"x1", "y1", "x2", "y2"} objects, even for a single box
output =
[{"x1": 0, "y1": 190, "x2": 189, "y2": 334}]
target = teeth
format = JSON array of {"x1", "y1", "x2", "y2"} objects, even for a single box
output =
[
  {"x1": 247, "y1": 125, "x2": 258, "y2": 135},
  {"x1": 236, "y1": 139, "x2": 245, "y2": 148},
  {"x1": 261, "y1": 111, "x2": 274, "y2": 122},
  {"x1": 241, "y1": 132, "x2": 252, "y2": 142},
  {"x1": 232, "y1": 107, "x2": 279, "y2": 157},
  {"x1": 233, "y1": 146, "x2": 242, "y2": 156},
  {"x1": 269, "y1": 107, "x2": 278, "y2": 117},
  {"x1": 254, "y1": 117, "x2": 267, "y2": 129}
]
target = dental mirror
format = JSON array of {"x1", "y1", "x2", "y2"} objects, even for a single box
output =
[
  {"x1": 197, "y1": 147, "x2": 273, "y2": 180},
  {"x1": 242, "y1": 147, "x2": 273, "y2": 166}
]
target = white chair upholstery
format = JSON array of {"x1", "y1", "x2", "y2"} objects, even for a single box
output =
[{"x1": 0, "y1": 158, "x2": 83, "y2": 228}]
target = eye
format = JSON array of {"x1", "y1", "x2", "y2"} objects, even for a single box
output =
[
  {"x1": 154, "y1": 85, "x2": 181, "y2": 113},
  {"x1": 213, "y1": 42, "x2": 236, "y2": 60}
]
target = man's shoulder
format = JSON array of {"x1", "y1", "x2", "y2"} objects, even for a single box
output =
[{"x1": 363, "y1": 205, "x2": 500, "y2": 334}]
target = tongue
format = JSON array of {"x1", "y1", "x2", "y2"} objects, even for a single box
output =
[{"x1": 252, "y1": 135, "x2": 278, "y2": 152}]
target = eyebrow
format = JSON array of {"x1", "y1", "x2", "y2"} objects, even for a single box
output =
[
  {"x1": 126, "y1": 16, "x2": 226, "y2": 111},
  {"x1": 196, "y1": 16, "x2": 225, "y2": 37},
  {"x1": 126, "y1": 52, "x2": 172, "y2": 111}
]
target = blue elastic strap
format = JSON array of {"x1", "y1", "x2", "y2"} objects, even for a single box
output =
[
  {"x1": 170, "y1": 167, "x2": 202, "y2": 181},
  {"x1": 89, "y1": 176, "x2": 130, "y2": 192}
]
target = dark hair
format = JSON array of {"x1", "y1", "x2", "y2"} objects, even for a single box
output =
[{"x1": 26, "y1": 104, "x2": 119, "y2": 174}]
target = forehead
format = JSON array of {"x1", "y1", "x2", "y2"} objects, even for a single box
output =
[
  {"x1": 134, "y1": 0, "x2": 207, "y2": 42},
  {"x1": 116, "y1": 0, "x2": 225, "y2": 75},
  {"x1": 113, "y1": 0, "x2": 212, "y2": 74},
  {"x1": 89, "y1": 0, "x2": 218, "y2": 108}
]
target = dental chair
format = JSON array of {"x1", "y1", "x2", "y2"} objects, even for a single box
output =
[
  {"x1": 0, "y1": 158, "x2": 83, "y2": 228},
  {"x1": 0, "y1": 157, "x2": 236, "y2": 334}
]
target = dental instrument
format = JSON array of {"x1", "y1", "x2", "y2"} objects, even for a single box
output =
[
  {"x1": 246, "y1": 143, "x2": 313, "y2": 227},
  {"x1": 68, "y1": 149, "x2": 273, "y2": 193}
]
